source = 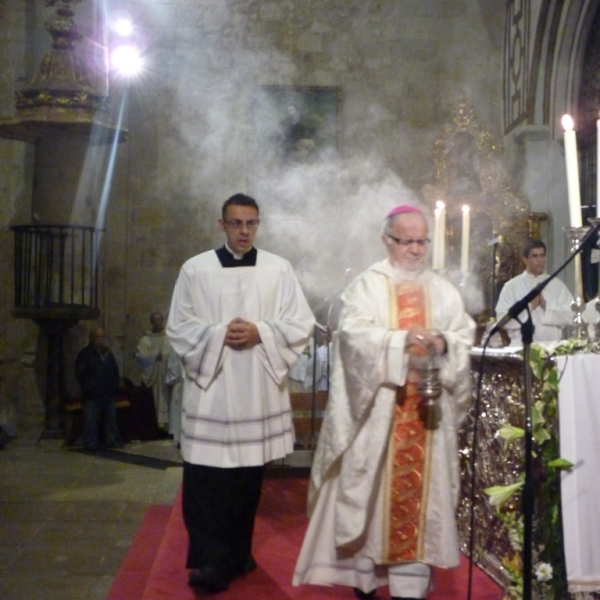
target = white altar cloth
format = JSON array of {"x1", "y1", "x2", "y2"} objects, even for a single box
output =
[{"x1": 557, "y1": 353, "x2": 600, "y2": 593}]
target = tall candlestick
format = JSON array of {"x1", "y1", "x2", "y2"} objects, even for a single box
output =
[
  {"x1": 461, "y1": 204, "x2": 470, "y2": 275},
  {"x1": 575, "y1": 254, "x2": 584, "y2": 299},
  {"x1": 562, "y1": 114, "x2": 582, "y2": 227}
]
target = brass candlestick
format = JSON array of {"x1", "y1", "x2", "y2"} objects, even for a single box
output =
[{"x1": 563, "y1": 225, "x2": 590, "y2": 340}]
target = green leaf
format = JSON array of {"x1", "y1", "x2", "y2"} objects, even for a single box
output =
[
  {"x1": 533, "y1": 427, "x2": 551, "y2": 445},
  {"x1": 548, "y1": 457, "x2": 573, "y2": 469},
  {"x1": 498, "y1": 424, "x2": 524, "y2": 447},
  {"x1": 484, "y1": 481, "x2": 524, "y2": 510}
]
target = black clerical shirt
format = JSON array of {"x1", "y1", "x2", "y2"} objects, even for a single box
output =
[{"x1": 215, "y1": 246, "x2": 257, "y2": 268}]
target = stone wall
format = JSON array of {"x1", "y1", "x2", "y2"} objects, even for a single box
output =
[{"x1": 0, "y1": 0, "x2": 42, "y2": 436}]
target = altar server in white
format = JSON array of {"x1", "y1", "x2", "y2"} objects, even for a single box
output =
[
  {"x1": 167, "y1": 193, "x2": 314, "y2": 594},
  {"x1": 293, "y1": 205, "x2": 475, "y2": 600},
  {"x1": 495, "y1": 240, "x2": 574, "y2": 345},
  {"x1": 136, "y1": 312, "x2": 171, "y2": 428}
]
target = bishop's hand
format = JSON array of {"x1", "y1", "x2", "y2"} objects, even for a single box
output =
[{"x1": 406, "y1": 326, "x2": 446, "y2": 356}]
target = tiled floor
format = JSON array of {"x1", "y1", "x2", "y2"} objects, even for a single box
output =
[{"x1": 0, "y1": 428, "x2": 183, "y2": 600}]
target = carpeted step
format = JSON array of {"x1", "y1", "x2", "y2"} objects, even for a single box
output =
[
  {"x1": 111, "y1": 477, "x2": 505, "y2": 600},
  {"x1": 106, "y1": 504, "x2": 173, "y2": 600}
]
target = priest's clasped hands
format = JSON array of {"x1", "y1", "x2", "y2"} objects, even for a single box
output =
[
  {"x1": 225, "y1": 317, "x2": 262, "y2": 350},
  {"x1": 530, "y1": 292, "x2": 546, "y2": 311}
]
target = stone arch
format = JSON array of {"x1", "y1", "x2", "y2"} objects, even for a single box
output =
[{"x1": 530, "y1": 0, "x2": 600, "y2": 134}]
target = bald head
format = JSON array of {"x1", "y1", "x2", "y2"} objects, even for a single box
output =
[
  {"x1": 150, "y1": 312, "x2": 165, "y2": 333},
  {"x1": 89, "y1": 327, "x2": 106, "y2": 351}
]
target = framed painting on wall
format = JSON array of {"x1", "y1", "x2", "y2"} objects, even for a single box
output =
[{"x1": 253, "y1": 85, "x2": 341, "y2": 167}]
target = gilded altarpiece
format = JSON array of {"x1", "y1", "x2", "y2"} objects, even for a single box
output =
[{"x1": 422, "y1": 97, "x2": 540, "y2": 334}]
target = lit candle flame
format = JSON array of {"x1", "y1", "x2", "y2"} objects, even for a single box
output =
[{"x1": 562, "y1": 114, "x2": 574, "y2": 131}]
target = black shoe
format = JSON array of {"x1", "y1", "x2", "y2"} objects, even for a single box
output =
[
  {"x1": 83, "y1": 445, "x2": 100, "y2": 452},
  {"x1": 188, "y1": 566, "x2": 231, "y2": 593},
  {"x1": 239, "y1": 555, "x2": 257, "y2": 574},
  {"x1": 106, "y1": 442, "x2": 124, "y2": 449},
  {"x1": 354, "y1": 588, "x2": 377, "y2": 599}
]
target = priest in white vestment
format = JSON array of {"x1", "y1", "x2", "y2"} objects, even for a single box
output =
[
  {"x1": 293, "y1": 205, "x2": 475, "y2": 600},
  {"x1": 167, "y1": 193, "x2": 314, "y2": 594},
  {"x1": 136, "y1": 312, "x2": 171, "y2": 429},
  {"x1": 495, "y1": 240, "x2": 574, "y2": 345}
]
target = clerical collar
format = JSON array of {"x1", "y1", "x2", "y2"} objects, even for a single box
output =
[
  {"x1": 226, "y1": 242, "x2": 244, "y2": 259},
  {"x1": 215, "y1": 245, "x2": 257, "y2": 267}
]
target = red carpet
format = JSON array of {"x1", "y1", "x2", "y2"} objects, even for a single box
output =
[{"x1": 108, "y1": 477, "x2": 504, "y2": 600}]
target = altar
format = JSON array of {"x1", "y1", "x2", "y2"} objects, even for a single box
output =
[{"x1": 458, "y1": 346, "x2": 600, "y2": 598}]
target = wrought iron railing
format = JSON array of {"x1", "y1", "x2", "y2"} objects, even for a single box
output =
[{"x1": 11, "y1": 224, "x2": 103, "y2": 311}]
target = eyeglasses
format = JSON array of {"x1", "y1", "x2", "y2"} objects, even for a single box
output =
[
  {"x1": 386, "y1": 234, "x2": 430, "y2": 247},
  {"x1": 223, "y1": 219, "x2": 260, "y2": 230}
]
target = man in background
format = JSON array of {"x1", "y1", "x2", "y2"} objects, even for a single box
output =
[
  {"x1": 167, "y1": 193, "x2": 314, "y2": 593},
  {"x1": 75, "y1": 327, "x2": 121, "y2": 451},
  {"x1": 315, "y1": 326, "x2": 332, "y2": 392},
  {"x1": 136, "y1": 312, "x2": 171, "y2": 430},
  {"x1": 165, "y1": 347, "x2": 183, "y2": 446},
  {"x1": 495, "y1": 240, "x2": 574, "y2": 345},
  {"x1": 293, "y1": 205, "x2": 475, "y2": 600},
  {"x1": 288, "y1": 336, "x2": 320, "y2": 392}
]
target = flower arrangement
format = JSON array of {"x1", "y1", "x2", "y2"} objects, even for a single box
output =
[{"x1": 483, "y1": 339, "x2": 598, "y2": 600}]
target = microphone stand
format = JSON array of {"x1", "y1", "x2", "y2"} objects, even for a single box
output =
[
  {"x1": 487, "y1": 219, "x2": 600, "y2": 600},
  {"x1": 519, "y1": 309, "x2": 535, "y2": 600}
]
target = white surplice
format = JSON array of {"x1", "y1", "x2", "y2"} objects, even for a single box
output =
[
  {"x1": 495, "y1": 271, "x2": 574, "y2": 345},
  {"x1": 293, "y1": 259, "x2": 475, "y2": 591},
  {"x1": 136, "y1": 331, "x2": 172, "y2": 427},
  {"x1": 166, "y1": 248, "x2": 314, "y2": 468}
]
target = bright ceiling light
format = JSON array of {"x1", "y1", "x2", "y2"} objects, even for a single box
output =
[
  {"x1": 111, "y1": 44, "x2": 142, "y2": 76},
  {"x1": 115, "y1": 18, "x2": 133, "y2": 37}
]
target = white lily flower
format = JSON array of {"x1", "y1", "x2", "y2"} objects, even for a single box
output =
[{"x1": 535, "y1": 562, "x2": 553, "y2": 582}]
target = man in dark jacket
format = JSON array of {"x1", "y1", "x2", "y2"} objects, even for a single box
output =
[{"x1": 75, "y1": 327, "x2": 121, "y2": 451}]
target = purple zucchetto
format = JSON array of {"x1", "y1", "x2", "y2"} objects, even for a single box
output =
[{"x1": 385, "y1": 204, "x2": 423, "y2": 219}]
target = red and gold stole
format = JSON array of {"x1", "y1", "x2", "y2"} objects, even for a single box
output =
[{"x1": 381, "y1": 280, "x2": 433, "y2": 563}]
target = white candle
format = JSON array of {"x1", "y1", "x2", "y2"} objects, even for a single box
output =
[
  {"x1": 461, "y1": 204, "x2": 470, "y2": 275},
  {"x1": 597, "y1": 117, "x2": 600, "y2": 217},
  {"x1": 439, "y1": 202, "x2": 446, "y2": 269},
  {"x1": 433, "y1": 205, "x2": 442, "y2": 269},
  {"x1": 562, "y1": 114, "x2": 582, "y2": 227}
]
